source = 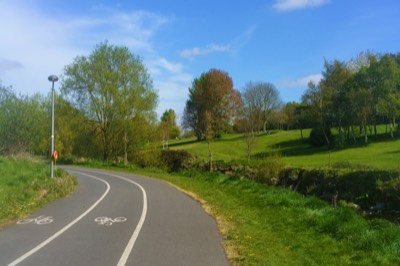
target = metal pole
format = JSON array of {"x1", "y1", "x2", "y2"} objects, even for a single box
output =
[
  {"x1": 51, "y1": 81, "x2": 55, "y2": 178},
  {"x1": 48, "y1": 75, "x2": 58, "y2": 179}
]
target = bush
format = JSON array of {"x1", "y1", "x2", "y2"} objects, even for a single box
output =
[
  {"x1": 161, "y1": 150, "x2": 192, "y2": 172},
  {"x1": 309, "y1": 126, "x2": 334, "y2": 147},
  {"x1": 252, "y1": 154, "x2": 284, "y2": 184},
  {"x1": 131, "y1": 149, "x2": 166, "y2": 169}
]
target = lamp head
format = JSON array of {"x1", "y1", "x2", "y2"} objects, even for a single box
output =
[{"x1": 48, "y1": 75, "x2": 59, "y2": 82}]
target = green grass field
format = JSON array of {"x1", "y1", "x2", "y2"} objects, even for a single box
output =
[
  {"x1": 0, "y1": 156, "x2": 77, "y2": 227},
  {"x1": 171, "y1": 127, "x2": 400, "y2": 170}
]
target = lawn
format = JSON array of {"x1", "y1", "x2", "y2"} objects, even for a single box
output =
[{"x1": 171, "y1": 127, "x2": 400, "y2": 170}]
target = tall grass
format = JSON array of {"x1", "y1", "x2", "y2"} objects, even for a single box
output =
[{"x1": 0, "y1": 156, "x2": 77, "y2": 226}]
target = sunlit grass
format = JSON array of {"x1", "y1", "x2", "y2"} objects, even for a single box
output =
[
  {"x1": 0, "y1": 156, "x2": 77, "y2": 227},
  {"x1": 171, "y1": 126, "x2": 400, "y2": 170}
]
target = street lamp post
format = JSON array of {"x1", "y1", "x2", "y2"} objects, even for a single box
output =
[{"x1": 48, "y1": 75, "x2": 58, "y2": 179}]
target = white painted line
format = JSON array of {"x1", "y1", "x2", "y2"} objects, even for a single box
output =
[
  {"x1": 8, "y1": 171, "x2": 110, "y2": 266},
  {"x1": 91, "y1": 171, "x2": 147, "y2": 266}
]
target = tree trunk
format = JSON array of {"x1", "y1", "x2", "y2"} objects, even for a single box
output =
[
  {"x1": 124, "y1": 130, "x2": 128, "y2": 165},
  {"x1": 207, "y1": 140, "x2": 213, "y2": 172},
  {"x1": 351, "y1": 126, "x2": 357, "y2": 144},
  {"x1": 300, "y1": 126, "x2": 304, "y2": 142}
]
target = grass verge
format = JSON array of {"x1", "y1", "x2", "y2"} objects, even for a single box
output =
[
  {"x1": 0, "y1": 156, "x2": 77, "y2": 227},
  {"x1": 89, "y1": 163, "x2": 400, "y2": 265}
]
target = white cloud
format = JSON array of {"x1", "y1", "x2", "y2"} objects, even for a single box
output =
[
  {"x1": 0, "y1": 59, "x2": 24, "y2": 74},
  {"x1": 180, "y1": 44, "x2": 230, "y2": 59},
  {"x1": 0, "y1": 2, "x2": 191, "y2": 118},
  {"x1": 0, "y1": 2, "x2": 170, "y2": 97},
  {"x1": 180, "y1": 26, "x2": 255, "y2": 60},
  {"x1": 147, "y1": 58, "x2": 183, "y2": 75},
  {"x1": 281, "y1": 74, "x2": 323, "y2": 88},
  {"x1": 273, "y1": 0, "x2": 330, "y2": 11}
]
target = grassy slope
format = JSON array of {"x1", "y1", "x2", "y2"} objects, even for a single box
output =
[
  {"x1": 172, "y1": 127, "x2": 400, "y2": 170},
  {"x1": 0, "y1": 156, "x2": 77, "y2": 227}
]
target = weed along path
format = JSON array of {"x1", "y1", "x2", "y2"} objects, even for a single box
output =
[{"x1": 0, "y1": 167, "x2": 229, "y2": 266}]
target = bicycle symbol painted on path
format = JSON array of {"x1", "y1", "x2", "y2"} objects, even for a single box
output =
[
  {"x1": 17, "y1": 216, "x2": 54, "y2": 225},
  {"x1": 94, "y1": 217, "x2": 127, "y2": 226}
]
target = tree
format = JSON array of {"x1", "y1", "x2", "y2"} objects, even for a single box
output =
[
  {"x1": 320, "y1": 60, "x2": 353, "y2": 146},
  {"x1": 349, "y1": 88, "x2": 373, "y2": 143},
  {"x1": 240, "y1": 106, "x2": 257, "y2": 160},
  {"x1": 302, "y1": 81, "x2": 332, "y2": 147},
  {"x1": 183, "y1": 69, "x2": 240, "y2": 141},
  {"x1": 182, "y1": 69, "x2": 241, "y2": 170},
  {"x1": 62, "y1": 42, "x2": 157, "y2": 161},
  {"x1": 242, "y1": 81, "x2": 281, "y2": 134},
  {"x1": 160, "y1": 109, "x2": 179, "y2": 149},
  {"x1": 375, "y1": 54, "x2": 400, "y2": 138},
  {"x1": 0, "y1": 85, "x2": 48, "y2": 155}
]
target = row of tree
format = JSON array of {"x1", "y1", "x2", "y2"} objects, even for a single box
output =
[
  {"x1": 2, "y1": 44, "x2": 399, "y2": 163},
  {"x1": 295, "y1": 52, "x2": 400, "y2": 146},
  {"x1": 182, "y1": 51, "x2": 400, "y2": 160},
  {"x1": 0, "y1": 42, "x2": 177, "y2": 163}
]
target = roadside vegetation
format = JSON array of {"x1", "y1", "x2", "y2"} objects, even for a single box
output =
[
  {"x1": 0, "y1": 156, "x2": 77, "y2": 227},
  {"x1": 70, "y1": 161, "x2": 399, "y2": 265}
]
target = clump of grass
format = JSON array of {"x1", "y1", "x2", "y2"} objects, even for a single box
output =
[{"x1": 0, "y1": 156, "x2": 77, "y2": 226}]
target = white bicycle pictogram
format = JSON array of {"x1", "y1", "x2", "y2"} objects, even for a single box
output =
[
  {"x1": 94, "y1": 217, "x2": 127, "y2": 226},
  {"x1": 17, "y1": 216, "x2": 54, "y2": 225}
]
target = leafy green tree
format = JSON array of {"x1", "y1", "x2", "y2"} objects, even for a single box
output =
[
  {"x1": 160, "y1": 109, "x2": 180, "y2": 149},
  {"x1": 0, "y1": 84, "x2": 48, "y2": 155},
  {"x1": 376, "y1": 54, "x2": 400, "y2": 138},
  {"x1": 62, "y1": 42, "x2": 157, "y2": 161},
  {"x1": 302, "y1": 81, "x2": 332, "y2": 147},
  {"x1": 320, "y1": 60, "x2": 353, "y2": 146}
]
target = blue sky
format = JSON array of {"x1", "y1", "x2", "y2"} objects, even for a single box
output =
[{"x1": 1, "y1": 0, "x2": 400, "y2": 119}]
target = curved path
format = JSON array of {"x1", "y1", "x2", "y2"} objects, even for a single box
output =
[{"x1": 0, "y1": 167, "x2": 229, "y2": 266}]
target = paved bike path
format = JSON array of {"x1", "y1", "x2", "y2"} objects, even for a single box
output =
[{"x1": 0, "y1": 167, "x2": 229, "y2": 266}]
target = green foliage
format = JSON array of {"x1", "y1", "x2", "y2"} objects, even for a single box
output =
[
  {"x1": 249, "y1": 154, "x2": 284, "y2": 184},
  {"x1": 161, "y1": 149, "x2": 192, "y2": 172},
  {"x1": 130, "y1": 148, "x2": 166, "y2": 169},
  {"x1": 0, "y1": 85, "x2": 48, "y2": 155},
  {"x1": 300, "y1": 52, "x2": 400, "y2": 146},
  {"x1": 182, "y1": 69, "x2": 241, "y2": 141},
  {"x1": 62, "y1": 41, "x2": 158, "y2": 161},
  {"x1": 0, "y1": 156, "x2": 77, "y2": 226},
  {"x1": 309, "y1": 126, "x2": 334, "y2": 147}
]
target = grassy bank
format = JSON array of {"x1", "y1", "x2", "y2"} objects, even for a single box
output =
[
  {"x1": 0, "y1": 156, "x2": 77, "y2": 227},
  {"x1": 91, "y1": 163, "x2": 400, "y2": 265}
]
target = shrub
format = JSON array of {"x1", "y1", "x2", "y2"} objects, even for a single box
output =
[
  {"x1": 309, "y1": 126, "x2": 334, "y2": 147},
  {"x1": 252, "y1": 154, "x2": 284, "y2": 184},
  {"x1": 161, "y1": 150, "x2": 192, "y2": 172},
  {"x1": 131, "y1": 149, "x2": 166, "y2": 169}
]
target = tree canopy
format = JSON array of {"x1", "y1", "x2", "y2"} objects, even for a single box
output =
[
  {"x1": 62, "y1": 42, "x2": 158, "y2": 161},
  {"x1": 183, "y1": 69, "x2": 241, "y2": 141}
]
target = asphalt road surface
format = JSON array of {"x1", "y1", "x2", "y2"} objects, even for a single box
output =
[{"x1": 0, "y1": 167, "x2": 230, "y2": 266}]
